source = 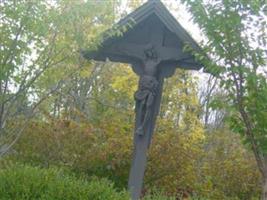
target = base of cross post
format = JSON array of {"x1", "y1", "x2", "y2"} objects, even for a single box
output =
[{"x1": 128, "y1": 78, "x2": 163, "y2": 200}]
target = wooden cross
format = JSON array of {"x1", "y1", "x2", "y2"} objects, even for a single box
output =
[
  {"x1": 82, "y1": 1, "x2": 205, "y2": 199},
  {"x1": 115, "y1": 24, "x2": 191, "y2": 200}
]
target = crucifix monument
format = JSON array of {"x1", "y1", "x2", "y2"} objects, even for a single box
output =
[{"x1": 83, "y1": 0, "x2": 205, "y2": 199}]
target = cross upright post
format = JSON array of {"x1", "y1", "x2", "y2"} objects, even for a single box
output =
[{"x1": 128, "y1": 47, "x2": 163, "y2": 200}]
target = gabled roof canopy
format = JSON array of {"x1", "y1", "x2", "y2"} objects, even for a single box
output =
[{"x1": 83, "y1": 0, "x2": 204, "y2": 76}]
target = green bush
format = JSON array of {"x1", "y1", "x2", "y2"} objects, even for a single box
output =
[
  {"x1": 10, "y1": 118, "x2": 205, "y2": 194},
  {"x1": 8, "y1": 119, "x2": 261, "y2": 199},
  {"x1": 0, "y1": 164, "x2": 129, "y2": 200}
]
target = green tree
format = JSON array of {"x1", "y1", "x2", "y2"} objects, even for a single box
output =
[
  {"x1": 201, "y1": 128, "x2": 260, "y2": 199},
  {"x1": 180, "y1": 0, "x2": 267, "y2": 198},
  {"x1": 0, "y1": 0, "x2": 62, "y2": 156},
  {"x1": 0, "y1": 0, "x2": 118, "y2": 156}
]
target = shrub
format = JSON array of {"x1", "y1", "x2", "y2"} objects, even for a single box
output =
[
  {"x1": 7, "y1": 119, "x2": 261, "y2": 199},
  {"x1": 0, "y1": 164, "x2": 129, "y2": 200},
  {"x1": 10, "y1": 119, "x2": 133, "y2": 189},
  {"x1": 9, "y1": 118, "x2": 204, "y2": 194},
  {"x1": 196, "y1": 129, "x2": 261, "y2": 200}
]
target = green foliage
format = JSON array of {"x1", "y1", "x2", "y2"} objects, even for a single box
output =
[
  {"x1": 5, "y1": 61, "x2": 261, "y2": 199},
  {"x1": 0, "y1": 164, "x2": 129, "y2": 200},
  {"x1": 1, "y1": 0, "x2": 265, "y2": 199},
  {"x1": 5, "y1": 117, "x2": 260, "y2": 199},
  {"x1": 180, "y1": 0, "x2": 267, "y2": 192},
  {"x1": 7, "y1": 67, "x2": 206, "y2": 196},
  {"x1": 242, "y1": 74, "x2": 267, "y2": 152},
  {"x1": 198, "y1": 129, "x2": 261, "y2": 200},
  {"x1": 143, "y1": 192, "x2": 175, "y2": 200},
  {"x1": 9, "y1": 118, "x2": 132, "y2": 189}
]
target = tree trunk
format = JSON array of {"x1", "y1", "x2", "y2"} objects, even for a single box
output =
[
  {"x1": 262, "y1": 159, "x2": 267, "y2": 200},
  {"x1": 262, "y1": 177, "x2": 267, "y2": 200}
]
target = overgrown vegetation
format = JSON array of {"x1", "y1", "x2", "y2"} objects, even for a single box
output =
[
  {"x1": 0, "y1": 0, "x2": 266, "y2": 199},
  {"x1": 3, "y1": 118, "x2": 260, "y2": 199}
]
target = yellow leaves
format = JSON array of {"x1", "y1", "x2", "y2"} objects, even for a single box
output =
[
  {"x1": 111, "y1": 64, "x2": 138, "y2": 98},
  {"x1": 126, "y1": 0, "x2": 143, "y2": 10},
  {"x1": 8, "y1": 115, "x2": 262, "y2": 199},
  {"x1": 146, "y1": 126, "x2": 203, "y2": 195},
  {"x1": 187, "y1": 125, "x2": 205, "y2": 143},
  {"x1": 198, "y1": 128, "x2": 261, "y2": 199},
  {"x1": 79, "y1": 64, "x2": 94, "y2": 78}
]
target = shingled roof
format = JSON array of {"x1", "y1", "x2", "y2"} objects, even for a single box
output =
[
  {"x1": 83, "y1": 0, "x2": 204, "y2": 72},
  {"x1": 116, "y1": 0, "x2": 202, "y2": 52}
]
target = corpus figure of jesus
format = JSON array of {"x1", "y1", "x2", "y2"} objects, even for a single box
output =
[{"x1": 134, "y1": 45, "x2": 160, "y2": 136}]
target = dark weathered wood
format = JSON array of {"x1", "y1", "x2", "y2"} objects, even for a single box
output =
[
  {"x1": 128, "y1": 77, "x2": 163, "y2": 200},
  {"x1": 82, "y1": 1, "x2": 206, "y2": 199},
  {"x1": 114, "y1": 42, "x2": 190, "y2": 62}
]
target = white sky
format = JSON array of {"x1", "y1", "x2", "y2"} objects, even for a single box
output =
[
  {"x1": 161, "y1": 0, "x2": 203, "y2": 42},
  {"x1": 159, "y1": 0, "x2": 210, "y2": 86}
]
